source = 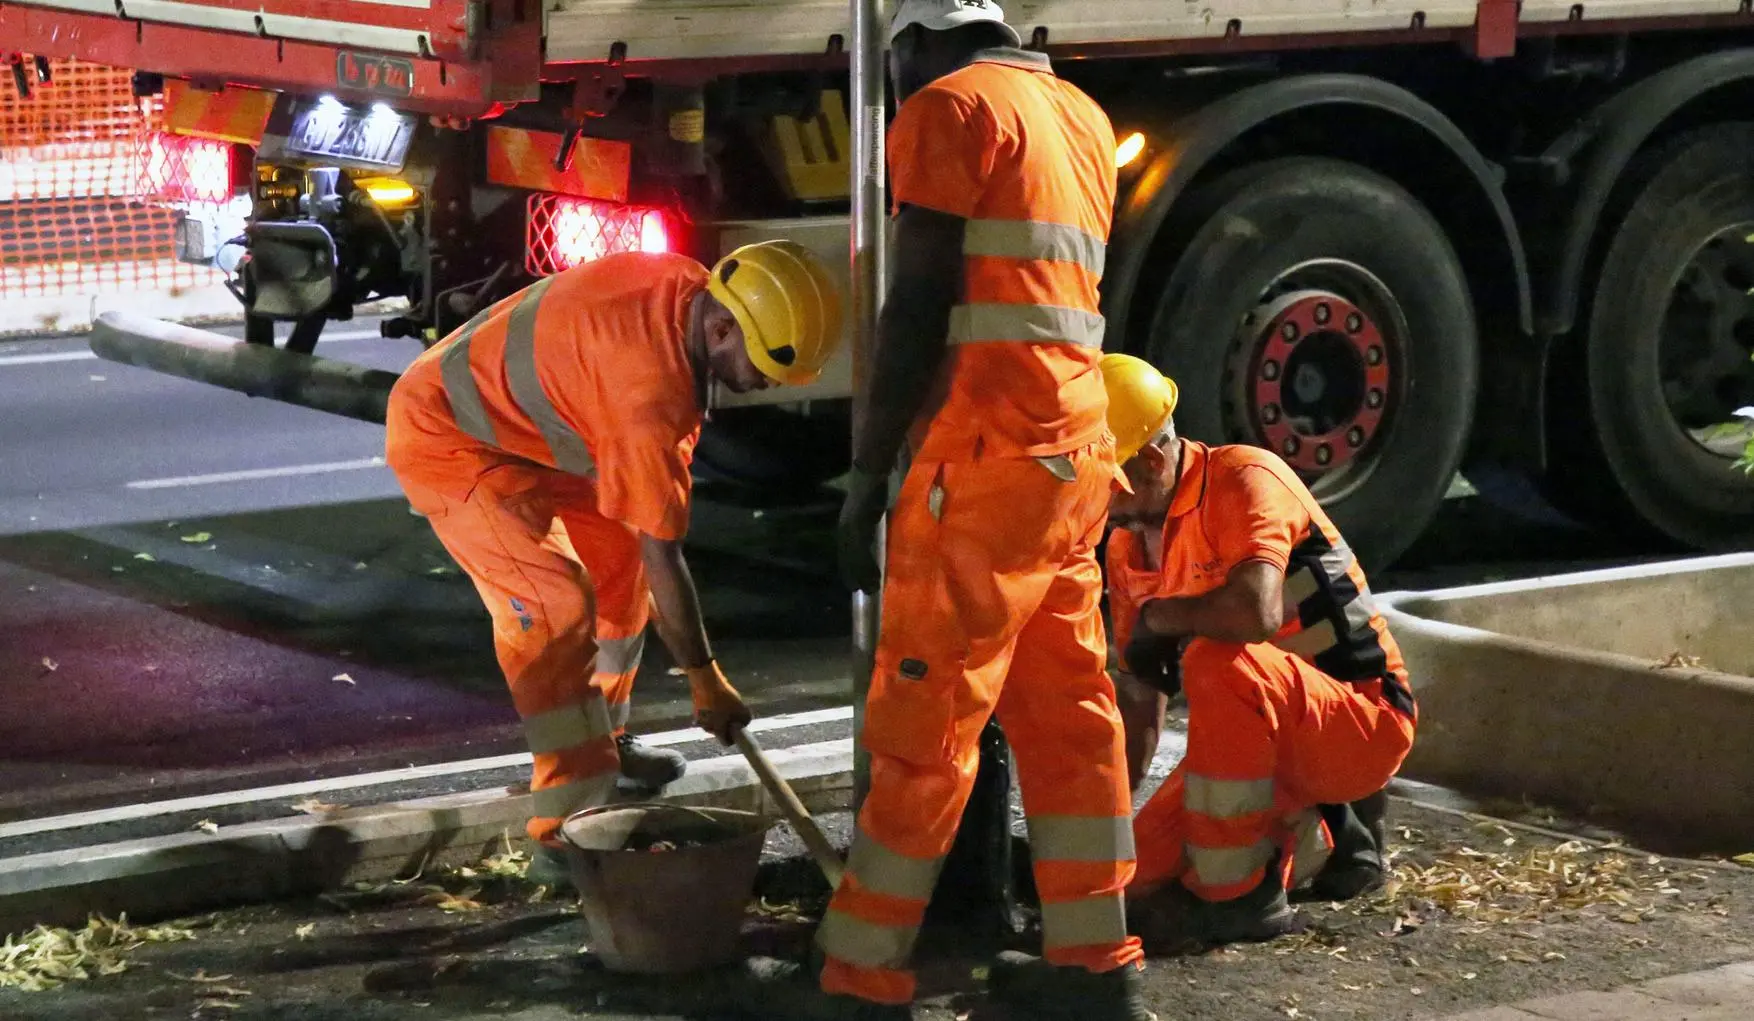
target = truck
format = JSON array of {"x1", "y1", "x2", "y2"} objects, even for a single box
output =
[{"x1": 8, "y1": 0, "x2": 1754, "y2": 568}]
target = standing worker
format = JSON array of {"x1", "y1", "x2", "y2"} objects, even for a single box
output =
[
  {"x1": 384, "y1": 243, "x2": 843, "y2": 882},
  {"x1": 1097, "y1": 353, "x2": 1418, "y2": 949},
  {"x1": 820, "y1": 2, "x2": 1150, "y2": 1018}
]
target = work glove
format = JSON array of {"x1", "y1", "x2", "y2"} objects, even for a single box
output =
[
  {"x1": 836, "y1": 464, "x2": 888, "y2": 594},
  {"x1": 686, "y1": 661, "x2": 752, "y2": 746},
  {"x1": 1122, "y1": 629, "x2": 1186, "y2": 699}
]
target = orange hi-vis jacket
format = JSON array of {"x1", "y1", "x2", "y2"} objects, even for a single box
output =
[
  {"x1": 1107, "y1": 440, "x2": 1415, "y2": 717},
  {"x1": 890, "y1": 48, "x2": 1118, "y2": 462},
  {"x1": 386, "y1": 251, "x2": 708, "y2": 542}
]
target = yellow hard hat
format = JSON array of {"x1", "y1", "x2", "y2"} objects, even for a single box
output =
[
  {"x1": 1099, "y1": 352, "x2": 1180, "y2": 464},
  {"x1": 707, "y1": 239, "x2": 844, "y2": 386}
]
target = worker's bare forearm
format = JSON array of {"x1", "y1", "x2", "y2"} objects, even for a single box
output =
[
  {"x1": 640, "y1": 535, "x2": 713, "y2": 669},
  {"x1": 852, "y1": 206, "x2": 964, "y2": 476},
  {"x1": 1140, "y1": 561, "x2": 1285, "y2": 645}
]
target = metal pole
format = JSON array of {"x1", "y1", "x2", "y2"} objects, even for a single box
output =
[{"x1": 849, "y1": 0, "x2": 887, "y2": 816}]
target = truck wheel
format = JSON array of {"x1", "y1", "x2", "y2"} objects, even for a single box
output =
[
  {"x1": 1139, "y1": 157, "x2": 1478, "y2": 571},
  {"x1": 1543, "y1": 124, "x2": 1754, "y2": 549},
  {"x1": 692, "y1": 403, "x2": 853, "y2": 496}
]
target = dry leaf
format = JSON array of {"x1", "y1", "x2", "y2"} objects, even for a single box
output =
[
  {"x1": 331, "y1": 673, "x2": 355, "y2": 686},
  {"x1": 294, "y1": 924, "x2": 315, "y2": 941},
  {"x1": 180, "y1": 532, "x2": 212, "y2": 544},
  {"x1": 193, "y1": 820, "x2": 219, "y2": 835},
  {"x1": 0, "y1": 915, "x2": 196, "y2": 991},
  {"x1": 39, "y1": 657, "x2": 56, "y2": 673},
  {"x1": 133, "y1": 553, "x2": 155, "y2": 562},
  {"x1": 290, "y1": 798, "x2": 341, "y2": 815}
]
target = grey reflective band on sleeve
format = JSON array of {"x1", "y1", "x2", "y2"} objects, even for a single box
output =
[
  {"x1": 946, "y1": 302, "x2": 1106, "y2": 348},
  {"x1": 963, "y1": 218, "x2": 1107, "y2": 276},
  {"x1": 439, "y1": 323, "x2": 499, "y2": 447}
]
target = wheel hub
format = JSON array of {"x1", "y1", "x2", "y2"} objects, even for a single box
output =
[
  {"x1": 1661, "y1": 223, "x2": 1754, "y2": 445},
  {"x1": 1243, "y1": 291, "x2": 1393, "y2": 473}
]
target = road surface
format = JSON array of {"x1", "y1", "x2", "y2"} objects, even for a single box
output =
[{"x1": 0, "y1": 320, "x2": 852, "y2": 829}]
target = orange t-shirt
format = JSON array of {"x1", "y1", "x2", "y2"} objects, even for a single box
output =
[
  {"x1": 1106, "y1": 441, "x2": 1414, "y2": 716},
  {"x1": 385, "y1": 252, "x2": 706, "y2": 540},
  {"x1": 887, "y1": 50, "x2": 1117, "y2": 461}
]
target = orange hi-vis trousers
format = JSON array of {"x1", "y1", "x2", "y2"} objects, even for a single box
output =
[
  {"x1": 400, "y1": 461, "x2": 653, "y2": 843},
  {"x1": 1131, "y1": 638, "x2": 1416, "y2": 902},
  {"x1": 817, "y1": 438, "x2": 1144, "y2": 1005}
]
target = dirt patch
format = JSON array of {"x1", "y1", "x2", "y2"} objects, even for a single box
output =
[{"x1": 3, "y1": 803, "x2": 1754, "y2": 1021}]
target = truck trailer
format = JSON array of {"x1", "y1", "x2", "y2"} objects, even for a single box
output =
[{"x1": 8, "y1": 0, "x2": 1754, "y2": 567}]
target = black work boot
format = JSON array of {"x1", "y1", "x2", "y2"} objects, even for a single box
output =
[
  {"x1": 527, "y1": 841, "x2": 574, "y2": 892},
  {"x1": 615, "y1": 733, "x2": 687, "y2": 791},
  {"x1": 1129, "y1": 868, "x2": 1299, "y2": 953},
  {"x1": 736, "y1": 956, "x2": 914, "y2": 1021},
  {"x1": 1306, "y1": 791, "x2": 1390, "y2": 902},
  {"x1": 988, "y1": 951, "x2": 1156, "y2": 1021}
]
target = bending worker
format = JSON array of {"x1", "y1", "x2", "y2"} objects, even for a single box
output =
[
  {"x1": 1098, "y1": 352, "x2": 1418, "y2": 949},
  {"x1": 819, "y1": 2, "x2": 1149, "y2": 1018},
  {"x1": 384, "y1": 242, "x2": 843, "y2": 882}
]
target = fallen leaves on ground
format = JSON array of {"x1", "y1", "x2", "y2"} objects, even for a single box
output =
[
  {"x1": 0, "y1": 915, "x2": 196, "y2": 991},
  {"x1": 192, "y1": 820, "x2": 220, "y2": 835},
  {"x1": 1656, "y1": 651, "x2": 1705, "y2": 670},
  {"x1": 747, "y1": 896, "x2": 819, "y2": 925},
  {"x1": 38, "y1": 657, "x2": 56, "y2": 673},
  {"x1": 179, "y1": 532, "x2": 212, "y2": 544},
  {"x1": 290, "y1": 798, "x2": 343, "y2": 815},
  {"x1": 331, "y1": 673, "x2": 355, "y2": 686}
]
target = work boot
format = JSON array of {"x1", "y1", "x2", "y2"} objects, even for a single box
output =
[
  {"x1": 1129, "y1": 869, "x2": 1300, "y2": 953},
  {"x1": 735, "y1": 956, "x2": 914, "y2": 1021},
  {"x1": 615, "y1": 733, "x2": 687, "y2": 791},
  {"x1": 1306, "y1": 791, "x2": 1390, "y2": 902},
  {"x1": 527, "y1": 840, "x2": 574, "y2": 892},
  {"x1": 987, "y1": 951, "x2": 1156, "y2": 1021}
]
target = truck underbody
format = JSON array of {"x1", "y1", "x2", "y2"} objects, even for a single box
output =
[{"x1": 12, "y1": 0, "x2": 1754, "y2": 566}]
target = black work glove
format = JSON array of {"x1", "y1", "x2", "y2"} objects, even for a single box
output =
[
  {"x1": 836, "y1": 464, "x2": 888, "y2": 594},
  {"x1": 1123, "y1": 630, "x2": 1186, "y2": 699}
]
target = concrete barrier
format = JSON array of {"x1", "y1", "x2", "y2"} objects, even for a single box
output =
[{"x1": 1381, "y1": 552, "x2": 1754, "y2": 855}]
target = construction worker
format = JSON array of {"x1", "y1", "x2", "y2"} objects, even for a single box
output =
[
  {"x1": 383, "y1": 242, "x2": 843, "y2": 884},
  {"x1": 814, "y1": 2, "x2": 1150, "y2": 1018},
  {"x1": 1096, "y1": 353, "x2": 1418, "y2": 951}
]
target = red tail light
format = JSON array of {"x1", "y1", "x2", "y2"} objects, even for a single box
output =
[
  {"x1": 139, "y1": 131, "x2": 234, "y2": 206},
  {"x1": 526, "y1": 193, "x2": 670, "y2": 276}
]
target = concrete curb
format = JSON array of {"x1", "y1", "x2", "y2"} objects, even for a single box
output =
[
  {"x1": 0, "y1": 738, "x2": 853, "y2": 935},
  {"x1": 1380, "y1": 552, "x2": 1754, "y2": 854}
]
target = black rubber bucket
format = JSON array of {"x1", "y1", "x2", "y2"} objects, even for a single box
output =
[{"x1": 559, "y1": 803, "x2": 775, "y2": 974}]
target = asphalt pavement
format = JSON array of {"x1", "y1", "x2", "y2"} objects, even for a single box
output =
[{"x1": 0, "y1": 320, "x2": 852, "y2": 826}]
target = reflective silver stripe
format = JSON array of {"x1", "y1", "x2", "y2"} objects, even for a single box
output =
[
  {"x1": 502, "y1": 276, "x2": 598, "y2": 477},
  {"x1": 596, "y1": 632, "x2": 646, "y2": 676},
  {"x1": 1039, "y1": 893, "x2": 1128, "y2": 950},
  {"x1": 844, "y1": 827, "x2": 945, "y2": 900},
  {"x1": 1287, "y1": 809, "x2": 1335, "y2": 890},
  {"x1": 439, "y1": 323, "x2": 498, "y2": 446},
  {"x1": 1027, "y1": 815, "x2": 1134, "y2": 863},
  {"x1": 1284, "y1": 567, "x2": 1320, "y2": 607},
  {"x1": 814, "y1": 907, "x2": 918, "y2": 971},
  {"x1": 1188, "y1": 839, "x2": 1275, "y2": 889},
  {"x1": 530, "y1": 771, "x2": 617, "y2": 819},
  {"x1": 1277, "y1": 618, "x2": 1338, "y2": 660},
  {"x1": 1343, "y1": 586, "x2": 1379, "y2": 633},
  {"x1": 964, "y1": 218, "x2": 1106, "y2": 276},
  {"x1": 1184, "y1": 776, "x2": 1276, "y2": 820},
  {"x1": 521, "y1": 697, "x2": 614, "y2": 756},
  {"x1": 947, "y1": 302, "x2": 1105, "y2": 348},
  {"x1": 607, "y1": 698, "x2": 631, "y2": 732}
]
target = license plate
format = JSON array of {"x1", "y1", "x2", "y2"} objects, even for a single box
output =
[{"x1": 285, "y1": 101, "x2": 415, "y2": 170}]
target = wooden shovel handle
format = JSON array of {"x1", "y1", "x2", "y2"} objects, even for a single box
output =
[{"x1": 732, "y1": 728, "x2": 846, "y2": 889}]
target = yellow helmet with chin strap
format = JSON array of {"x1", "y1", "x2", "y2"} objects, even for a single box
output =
[
  {"x1": 1099, "y1": 352, "x2": 1180, "y2": 464},
  {"x1": 707, "y1": 240, "x2": 844, "y2": 386}
]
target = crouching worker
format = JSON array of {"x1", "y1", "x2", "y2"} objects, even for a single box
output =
[
  {"x1": 1096, "y1": 353, "x2": 1418, "y2": 950},
  {"x1": 385, "y1": 242, "x2": 843, "y2": 884}
]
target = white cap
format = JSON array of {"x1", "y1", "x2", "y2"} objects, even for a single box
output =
[{"x1": 888, "y1": 0, "x2": 1022, "y2": 46}]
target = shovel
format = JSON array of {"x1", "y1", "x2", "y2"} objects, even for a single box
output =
[{"x1": 732, "y1": 727, "x2": 846, "y2": 889}]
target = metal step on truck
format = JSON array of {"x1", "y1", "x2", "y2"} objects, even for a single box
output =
[{"x1": 5, "y1": 0, "x2": 1754, "y2": 567}]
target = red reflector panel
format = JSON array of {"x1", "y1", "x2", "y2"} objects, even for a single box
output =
[
  {"x1": 526, "y1": 194, "x2": 670, "y2": 276},
  {"x1": 139, "y1": 131, "x2": 233, "y2": 205}
]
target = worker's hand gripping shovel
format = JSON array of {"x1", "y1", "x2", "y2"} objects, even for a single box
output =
[{"x1": 730, "y1": 724, "x2": 846, "y2": 889}]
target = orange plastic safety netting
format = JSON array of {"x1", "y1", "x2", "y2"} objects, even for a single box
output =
[{"x1": 0, "y1": 58, "x2": 222, "y2": 309}]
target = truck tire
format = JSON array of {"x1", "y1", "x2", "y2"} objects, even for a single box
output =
[
  {"x1": 692, "y1": 403, "x2": 853, "y2": 496},
  {"x1": 1543, "y1": 124, "x2": 1754, "y2": 549},
  {"x1": 1137, "y1": 157, "x2": 1478, "y2": 570}
]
